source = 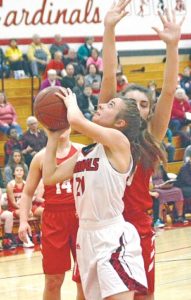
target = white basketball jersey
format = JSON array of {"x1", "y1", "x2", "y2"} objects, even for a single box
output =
[{"x1": 73, "y1": 143, "x2": 133, "y2": 222}]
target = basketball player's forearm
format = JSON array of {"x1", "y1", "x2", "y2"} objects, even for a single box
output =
[
  {"x1": 20, "y1": 194, "x2": 33, "y2": 222},
  {"x1": 99, "y1": 26, "x2": 117, "y2": 103},
  {"x1": 42, "y1": 137, "x2": 58, "y2": 185}
]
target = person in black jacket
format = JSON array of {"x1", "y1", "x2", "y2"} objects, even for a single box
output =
[{"x1": 77, "y1": 85, "x2": 98, "y2": 120}]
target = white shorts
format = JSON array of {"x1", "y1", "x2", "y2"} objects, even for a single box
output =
[{"x1": 77, "y1": 215, "x2": 148, "y2": 300}]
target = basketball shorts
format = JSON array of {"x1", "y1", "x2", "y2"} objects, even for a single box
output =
[
  {"x1": 76, "y1": 215, "x2": 148, "y2": 300},
  {"x1": 41, "y1": 204, "x2": 79, "y2": 275}
]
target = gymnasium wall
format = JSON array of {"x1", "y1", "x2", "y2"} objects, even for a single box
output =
[{"x1": 0, "y1": 0, "x2": 190, "y2": 56}]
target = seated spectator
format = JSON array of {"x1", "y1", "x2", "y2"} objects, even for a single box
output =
[
  {"x1": 147, "y1": 80, "x2": 160, "y2": 104},
  {"x1": 184, "y1": 145, "x2": 191, "y2": 163},
  {"x1": 27, "y1": 34, "x2": 51, "y2": 76},
  {"x1": 85, "y1": 63, "x2": 102, "y2": 86},
  {"x1": 77, "y1": 36, "x2": 94, "y2": 66},
  {"x1": 0, "y1": 169, "x2": 4, "y2": 188},
  {"x1": 86, "y1": 48, "x2": 103, "y2": 73},
  {"x1": 91, "y1": 79, "x2": 101, "y2": 99},
  {"x1": 0, "y1": 47, "x2": 10, "y2": 78},
  {"x1": 5, "y1": 39, "x2": 30, "y2": 77},
  {"x1": 49, "y1": 34, "x2": 69, "y2": 59},
  {"x1": 6, "y1": 164, "x2": 34, "y2": 247},
  {"x1": 175, "y1": 153, "x2": 191, "y2": 214},
  {"x1": 73, "y1": 74, "x2": 85, "y2": 97},
  {"x1": 21, "y1": 116, "x2": 47, "y2": 167},
  {"x1": 4, "y1": 150, "x2": 28, "y2": 185},
  {"x1": 40, "y1": 69, "x2": 61, "y2": 91},
  {"x1": 0, "y1": 188, "x2": 17, "y2": 250},
  {"x1": 152, "y1": 164, "x2": 187, "y2": 224},
  {"x1": 64, "y1": 48, "x2": 85, "y2": 75},
  {"x1": 43, "y1": 51, "x2": 64, "y2": 79},
  {"x1": 149, "y1": 190, "x2": 165, "y2": 228},
  {"x1": 77, "y1": 85, "x2": 98, "y2": 120},
  {"x1": 116, "y1": 71, "x2": 128, "y2": 94},
  {"x1": 61, "y1": 64, "x2": 76, "y2": 90},
  {"x1": 180, "y1": 66, "x2": 191, "y2": 99},
  {"x1": 0, "y1": 91, "x2": 22, "y2": 136},
  {"x1": 169, "y1": 88, "x2": 191, "y2": 135},
  {"x1": 162, "y1": 128, "x2": 175, "y2": 162},
  {"x1": 4, "y1": 127, "x2": 23, "y2": 165}
]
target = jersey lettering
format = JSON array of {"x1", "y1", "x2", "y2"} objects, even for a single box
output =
[
  {"x1": 74, "y1": 158, "x2": 99, "y2": 173},
  {"x1": 76, "y1": 176, "x2": 85, "y2": 196},
  {"x1": 56, "y1": 180, "x2": 72, "y2": 195}
]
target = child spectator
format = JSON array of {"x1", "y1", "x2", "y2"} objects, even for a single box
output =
[
  {"x1": 77, "y1": 85, "x2": 98, "y2": 120},
  {"x1": 73, "y1": 74, "x2": 85, "y2": 97},
  {"x1": 91, "y1": 79, "x2": 101, "y2": 99},
  {"x1": 4, "y1": 127, "x2": 23, "y2": 165},
  {"x1": 40, "y1": 69, "x2": 61, "y2": 91},
  {"x1": 4, "y1": 150, "x2": 28, "y2": 185},
  {"x1": 116, "y1": 71, "x2": 128, "y2": 94},
  {"x1": 0, "y1": 91, "x2": 22, "y2": 136},
  {"x1": 0, "y1": 188, "x2": 17, "y2": 250}
]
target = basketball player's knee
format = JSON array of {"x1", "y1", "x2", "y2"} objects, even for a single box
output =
[{"x1": 45, "y1": 274, "x2": 64, "y2": 291}]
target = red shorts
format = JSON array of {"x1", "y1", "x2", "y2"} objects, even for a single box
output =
[
  {"x1": 124, "y1": 212, "x2": 155, "y2": 294},
  {"x1": 41, "y1": 204, "x2": 79, "y2": 276}
]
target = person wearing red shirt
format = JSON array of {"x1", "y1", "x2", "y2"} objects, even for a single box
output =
[
  {"x1": 169, "y1": 87, "x2": 191, "y2": 134},
  {"x1": 43, "y1": 50, "x2": 65, "y2": 79}
]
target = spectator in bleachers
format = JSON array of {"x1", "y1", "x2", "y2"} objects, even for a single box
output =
[
  {"x1": 73, "y1": 74, "x2": 85, "y2": 97},
  {"x1": 180, "y1": 66, "x2": 191, "y2": 99},
  {"x1": 184, "y1": 145, "x2": 191, "y2": 163},
  {"x1": 175, "y1": 151, "x2": 191, "y2": 213},
  {"x1": 27, "y1": 34, "x2": 51, "y2": 77},
  {"x1": 152, "y1": 164, "x2": 187, "y2": 224},
  {"x1": 40, "y1": 69, "x2": 61, "y2": 91},
  {"x1": 6, "y1": 164, "x2": 34, "y2": 247},
  {"x1": 116, "y1": 71, "x2": 128, "y2": 94},
  {"x1": 49, "y1": 34, "x2": 69, "y2": 59},
  {"x1": 0, "y1": 169, "x2": 4, "y2": 188},
  {"x1": 0, "y1": 188, "x2": 17, "y2": 250},
  {"x1": 64, "y1": 48, "x2": 85, "y2": 75},
  {"x1": 149, "y1": 190, "x2": 165, "y2": 228},
  {"x1": 169, "y1": 88, "x2": 191, "y2": 135},
  {"x1": 4, "y1": 150, "x2": 28, "y2": 185},
  {"x1": 85, "y1": 63, "x2": 102, "y2": 86},
  {"x1": 5, "y1": 39, "x2": 30, "y2": 77},
  {"x1": 91, "y1": 79, "x2": 101, "y2": 99},
  {"x1": 77, "y1": 36, "x2": 94, "y2": 66},
  {"x1": 86, "y1": 48, "x2": 103, "y2": 73},
  {"x1": 163, "y1": 128, "x2": 175, "y2": 162},
  {"x1": 22, "y1": 116, "x2": 47, "y2": 167},
  {"x1": 77, "y1": 85, "x2": 98, "y2": 120},
  {"x1": 0, "y1": 91, "x2": 22, "y2": 137},
  {"x1": 43, "y1": 51, "x2": 65, "y2": 79},
  {"x1": 0, "y1": 47, "x2": 10, "y2": 78},
  {"x1": 4, "y1": 127, "x2": 23, "y2": 165},
  {"x1": 147, "y1": 80, "x2": 160, "y2": 104},
  {"x1": 61, "y1": 63, "x2": 76, "y2": 90}
]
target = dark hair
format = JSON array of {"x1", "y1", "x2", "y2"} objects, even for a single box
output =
[
  {"x1": 12, "y1": 164, "x2": 25, "y2": 179},
  {"x1": 8, "y1": 150, "x2": 25, "y2": 170},
  {"x1": 86, "y1": 63, "x2": 99, "y2": 75},
  {"x1": 121, "y1": 84, "x2": 166, "y2": 169},
  {"x1": 116, "y1": 97, "x2": 142, "y2": 172}
]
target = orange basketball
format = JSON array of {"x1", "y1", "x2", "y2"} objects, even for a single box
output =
[{"x1": 34, "y1": 86, "x2": 69, "y2": 130}]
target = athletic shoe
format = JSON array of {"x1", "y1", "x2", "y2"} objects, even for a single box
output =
[
  {"x1": 154, "y1": 219, "x2": 165, "y2": 228},
  {"x1": 2, "y1": 238, "x2": 17, "y2": 250},
  {"x1": 174, "y1": 216, "x2": 189, "y2": 224},
  {"x1": 23, "y1": 235, "x2": 34, "y2": 248}
]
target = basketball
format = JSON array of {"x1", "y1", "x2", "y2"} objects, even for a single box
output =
[{"x1": 33, "y1": 86, "x2": 69, "y2": 130}]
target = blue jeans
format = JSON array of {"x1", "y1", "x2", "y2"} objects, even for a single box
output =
[{"x1": 0, "y1": 124, "x2": 22, "y2": 137}]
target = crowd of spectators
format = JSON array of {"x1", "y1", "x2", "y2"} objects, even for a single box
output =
[{"x1": 0, "y1": 34, "x2": 191, "y2": 249}]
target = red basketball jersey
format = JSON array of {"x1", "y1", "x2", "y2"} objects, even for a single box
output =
[
  {"x1": 7, "y1": 181, "x2": 25, "y2": 211},
  {"x1": 43, "y1": 144, "x2": 77, "y2": 206},
  {"x1": 123, "y1": 164, "x2": 153, "y2": 233}
]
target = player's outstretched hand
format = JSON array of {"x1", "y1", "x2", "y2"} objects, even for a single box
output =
[
  {"x1": 104, "y1": 0, "x2": 132, "y2": 28},
  {"x1": 152, "y1": 9, "x2": 185, "y2": 46},
  {"x1": 18, "y1": 222, "x2": 32, "y2": 243}
]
